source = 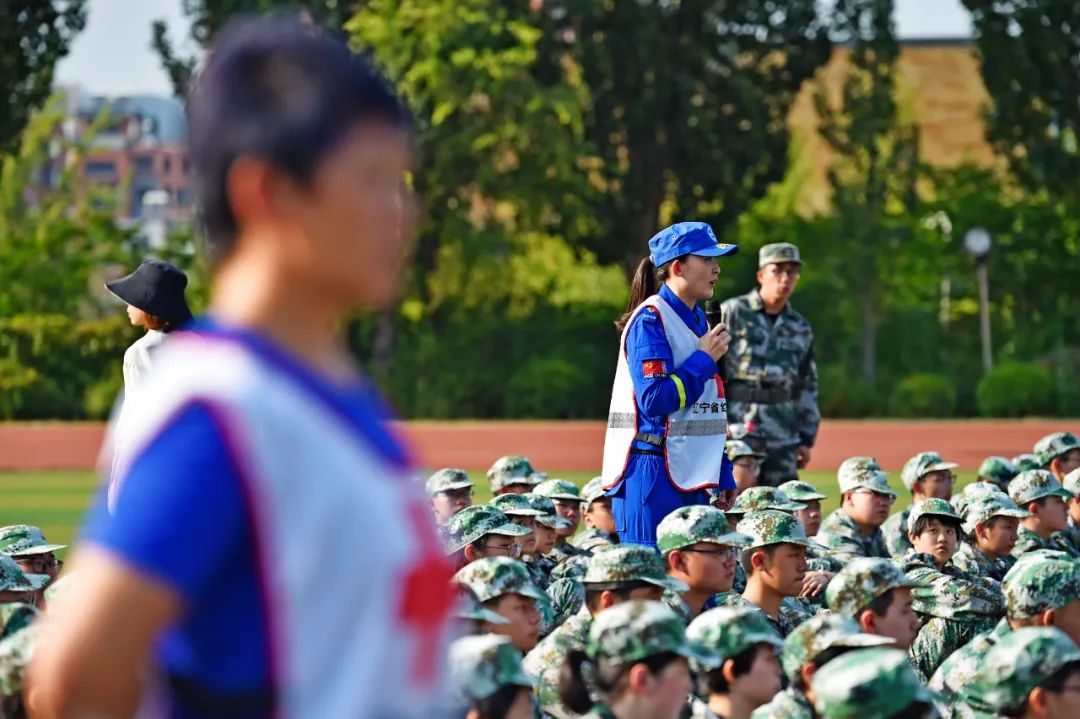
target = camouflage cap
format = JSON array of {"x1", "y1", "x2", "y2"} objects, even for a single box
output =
[
  {"x1": 900, "y1": 451, "x2": 958, "y2": 492},
  {"x1": 1002, "y1": 554, "x2": 1080, "y2": 620},
  {"x1": 952, "y1": 481, "x2": 1004, "y2": 519},
  {"x1": 1008, "y1": 469, "x2": 1073, "y2": 507},
  {"x1": 967, "y1": 627, "x2": 1080, "y2": 712},
  {"x1": 759, "y1": 242, "x2": 801, "y2": 268},
  {"x1": 449, "y1": 635, "x2": 532, "y2": 703},
  {"x1": 978, "y1": 456, "x2": 1020, "y2": 490},
  {"x1": 582, "y1": 544, "x2": 688, "y2": 592},
  {"x1": 725, "y1": 439, "x2": 765, "y2": 461},
  {"x1": 908, "y1": 497, "x2": 962, "y2": 528},
  {"x1": 836, "y1": 457, "x2": 895, "y2": 498},
  {"x1": 0, "y1": 525, "x2": 66, "y2": 557},
  {"x1": 487, "y1": 455, "x2": 538, "y2": 493},
  {"x1": 962, "y1": 492, "x2": 1029, "y2": 535},
  {"x1": 586, "y1": 599, "x2": 716, "y2": 667},
  {"x1": 1012, "y1": 453, "x2": 1042, "y2": 473},
  {"x1": 452, "y1": 556, "x2": 547, "y2": 603},
  {"x1": 778, "y1": 480, "x2": 827, "y2": 502},
  {"x1": 656, "y1": 505, "x2": 751, "y2": 555},
  {"x1": 811, "y1": 647, "x2": 934, "y2": 719},
  {"x1": 490, "y1": 493, "x2": 544, "y2": 518},
  {"x1": 580, "y1": 477, "x2": 607, "y2": 506},
  {"x1": 524, "y1": 493, "x2": 573, "y2": 530},
  {"x1": 442, "y1": 505, "x2": 531, "y2": 554},
  {"x1": 455, "y1": 585, "x2": 511, "y2": 626},
  {"x1": 0, "y1": 556, "x2": 48, "y2": 593},
  {"x1": 686, "y1": 606, "x2": 783, "y2": 672},
  {"x1": 1063, "y1": 468, "x2": 1080, "y2": 497},
  {"x1": 781, "y1": 614, "x2": 894, "y2": 679},
  {"x1": 1034, "y1": 431, "x2": 1080, "y2": 467},
  {"x1": 533, "y1": 478, "x2": 581, "y2": 502},
  {"x1": 825, "y1": 557, "x2": 925, "y2": 620},
  {"x1": 425, "y1": 468, "x2": 473, "y2": 497},
  {"x1": 738, "y1": 510, "x2": 820, "y2": 550},
  {"x1": 728, "y1": 486, "x2": 805, "y2": 515}
]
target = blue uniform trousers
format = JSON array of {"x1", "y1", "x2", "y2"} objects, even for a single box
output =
[{"x1": 607, "y1": 453, "x2": 710, "y2": 547}]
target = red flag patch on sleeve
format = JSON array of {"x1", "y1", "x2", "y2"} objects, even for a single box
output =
[{"x1": 641, "y1": 359, "x2": 668, "y2": 378}]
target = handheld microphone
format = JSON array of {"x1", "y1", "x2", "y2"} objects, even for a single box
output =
[{"x1": 705, "y1": 300, "x2": 724, "y2": 330}]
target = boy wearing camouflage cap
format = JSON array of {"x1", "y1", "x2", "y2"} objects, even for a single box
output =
[
  {"x1": 425, "y1": 468, "x2": 474, "y2": 524},
  {"x1": 570, "y1": 478, "x2": 619, "y2": 554},
  {"x1": 883, "y1": 451, "x2": 958, "y2": 557},
  {"x1": 817, "y1": 457, "x2": 894, "y2": 563},
  {"x1": 449, "y1": 634, "x2": 534, "y2": 719},
  {"x1": 0, "y1": 525, "x2": 65, "y2": 608},
  {"x1": 535, "y1": 479, "x2": 588, "y2": 561},
  {"x1": 490, "y1": 493, "x2": 544, "y2": 559},
  {"x1": 978, "y1": 456, "x2": 1020, "y2": 493},
  {"x1": 488, "y1": 455, "x2": 541, "y2": 496},
  {"x1": 454, "y1": 557, "x2": 548, "y2": 652},
  {"x1": 810, "y1": 647, "x2": 937, "y2": 719},
  {"x1": 687, "y1": 607, "x2": 784, "y2": 719},
  {"x1": 725, "y1": 440, "x2": 765, "y2": 497},
  {"x1": 443, "y1": 505, "x2": 532, "y2": 567},
  {"x1": 778, "y1": 480, "x2": 827, "y2": 538},
  {"x1": 825, "y1": 558, "x2": 922, "y2": 650},
  {"x1": 953, "y1": 491, "x2": 1029, "y2": 580},
  {"x1": 1009, "y1": 470, "x2": 1079, "y2": 559},
  {"x1": 899, "y1": 498, "x2": 1006, "y2": 682},
  {"x1": 1034, "y1": 431, "x2": 1080, "y2": 482}
]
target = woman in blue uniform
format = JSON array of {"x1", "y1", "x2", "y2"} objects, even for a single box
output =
[{"x1": 601, "y1": 222, "x2": 738, "y2": 546}]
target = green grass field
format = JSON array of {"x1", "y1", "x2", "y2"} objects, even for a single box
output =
[{"x1": 0, "y1": 468, "x2": 982, "y2": 554}]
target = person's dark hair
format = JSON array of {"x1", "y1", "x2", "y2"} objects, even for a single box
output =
[
  {"x1": 472, "y1": 684, "x2": 529, "y2": 719},
  {"x1": 1000, "y1": 660, "x2": 1080, "y2": 718},
  {"x1": 701, "y1": 645, "x2": 759, "y2": 694},
  {"x1": 740, "y1": 544, "x2": 780, "y2": 576},
  {"x1": 186, "y1": 15, "x2": 411, "y2": 262},
  {"x1": 559, "y1": 650, "x2": 681, "y2": 714},
  {"x1": 862, "y1": 587, "x2": 897, "y2": 619},
  {"x1": 614, "y1": 255, "x2": 686, "y2": 334},
  {"x1": 891, "y1": 701, "x2": 937, "y2": 719},
  {"x1": 791, "y1": 645, "x2": 853, "y2": 694},
  {"x1": 583, "y1": 582, "x2": 653, "y2": 612},
  {"x1": 909, "y1": 515, "x2": 962, "y2": 541}
]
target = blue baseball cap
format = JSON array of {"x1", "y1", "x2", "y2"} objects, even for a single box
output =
[{"x1": 648, "y1": 222, "x2": 739, "y2": 267}]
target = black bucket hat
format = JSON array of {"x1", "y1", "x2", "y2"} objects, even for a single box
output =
[{"x1": 106, "y1": 259, "x2": 193, "y2": 325}]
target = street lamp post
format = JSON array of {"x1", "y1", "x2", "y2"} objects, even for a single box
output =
[{"x1": 963, "y1": 228, "x2": 993, "y2": 374}]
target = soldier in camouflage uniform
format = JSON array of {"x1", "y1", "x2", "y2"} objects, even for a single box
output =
[
  {"x1": 0, "y1": 556, "x2": 47, "y2": 625},
  {"x1": 724, "y1": 487, "x2": 809, "y2": 597},
  {"x1": 1008, "y1": 470, "x2": 1079, "y2": 559},
  {"x1": 0, "y1": 623, "x2": 34, "y2": 718},
  {"x1": 686, "y1": 606, "x2": 784, "y2": 719},
  {"x1": 899, "y1": 499, "x2": 1006, "y2": 682},
  {"x1": 953, "y1": 492, "x2": 1029, "y2": 580},
  {"x1": 883, "y1": 451, "x2": 958, "y2": 557},
  {"x1": 1061, "y1": 469, "x2": 1080, "y2": 552},
  {"x1": 443, "y1": 505, "x2": 532, "y2": 567},
  {"x1": 535, "y1": 479, "x2": 590, "y2": 562},
  {"x1": 930, "y1": 552, "x2": 1080, "y2": 717},
  {"x1": 824, "y1": 557, "x2": 923, "y2": 650},
  {"x1": 571, "y1": 478, "x2": 619, "y2": 553},
  {"x1": 453, "y1": 556, "x2": 551, "y2": 651},
  {"x1": 448, "y1": 634, "x2": 534, "y2": 719},
  {"x1": 817, "y1": 457, "x2": 894, "y2": 563},
  {"x1": 725, "y1": 440, "x2": 766, "y2": 497},
  {"x1": 558, "y1": 599, "x2": 715, "y2": 719},
  {"x1": 810, "y1": 647, "x2": 937, "y2": 719},
  {"x1": 1034, "y1": 431, "x2": 1080, "y2": 482},
  {"x1": 0, "y1": 556, "x2": 48, "y2": 716},
  {"x1": 977, "y1": 456, "x2": 1020, "y2": 494},
  {"x1": 719, "y1": 243, "x2": 820, "y2": 487},
  {"x1": 489, "y1": 455, "x2": 542, "y2": 496},
  {"x1": 1013, "y1": 453, "x2": 1041, "y2": 473},
  {"x1": 524, "y1": 545, "x2": 685, "y2": 719},
  {"x1": 0, "y1": 525, "x2": 65, "y2": 588},
  {"x1": 424, "y1": 468, "x2": 474, "y2": 524}
]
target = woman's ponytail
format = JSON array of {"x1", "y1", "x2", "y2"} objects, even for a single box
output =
[
  {"x1": 558, "y1": 650, "x2": 596, "y2": 715},
  {"x1": 615, "y1": 256, "x2": 658, "y2": 334}
]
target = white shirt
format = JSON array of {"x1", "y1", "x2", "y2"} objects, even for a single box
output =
[{"x1": 107, "y1": 330, "x2": 167, "y2": 509}]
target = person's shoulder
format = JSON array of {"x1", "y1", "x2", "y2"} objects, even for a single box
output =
[
  {"x1": 751, "y1": 688, "x2": 812, "y2": 719},
  {"x1": 720, "y1": 290, "x2": 757, "y2": 313}
]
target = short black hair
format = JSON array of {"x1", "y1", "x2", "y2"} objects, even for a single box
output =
[
  {"x1": 1000, "y1": 660, "x2": 1080, "y2": 717},
  {"x1": 740, "y1": 544, "x2": 780, "y2": 576},
  {"x1": 583, "y1": 582, "x2": 654, "y2": 612},
  {"x1": 909, "y1": 514, "x2": 962, "y2": 540},
  {"x1": 186, "y1": 15, "x2": 410, "y2": 261},
  {"x1": 701, "y1": 645, "x2": 760, "y2": 694},
  {"x1": 791, "y1": 645, "x2": 853, "y2": 693},
  {"x1": 862, "y1": 587, "x2": 897, "y2": 618}
]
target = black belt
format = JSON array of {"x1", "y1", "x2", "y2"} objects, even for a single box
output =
[
  {"x1": 633, "y1": 431, "x2": 665, "y2": 447},
  {"x1": 630, "y1": 448, "x2": 665, "y2": 456},
  {"x1": 726, "y1": 382, "x2": 792, "y2": 404}
]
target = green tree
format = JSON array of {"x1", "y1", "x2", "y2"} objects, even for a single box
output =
[{"x1": 0, "y1": 1, "x2": 87, "y2": 151}]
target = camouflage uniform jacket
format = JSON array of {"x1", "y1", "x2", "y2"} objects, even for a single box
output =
[
  {"x1": 551, "y1": 540, "x2": 591, "y2": 564},
  {"x1": 524, "y1": 606, "x2": 591, "y2": 719},
  {"x1": 719, "y1": 290, "x2": 820, "y2": 449},
  {"x1": 715, "y1": 593, "x2": 812, "y2": 638},
  {"x1": 547, "y1": 577, "x2": 585, "y2": 633},
  {"x1": 0, "y1": 624, "x2": 35, "y2": 701},
  {"x1": 526, "y1": 555, "x2": 555, "y2": 590},
  {"x1": 881, "y1": 506, "x2": 913, "y2": 558},
  {"x1": 750, "y1": 686, "x2": 814, "y2": 719},
  {"x1": 662, "y1": 590, "x2": 722, "y2": 625},
  {"x1": 570, "y1": 528, "x2": 617, "y2": 553},
  {"x1": 951, "y1": 542, "x2": 1015, "y2": 582},
  {"x1": 928, "y1": 618, "x2": 1010, "y2": 716},
  {"x1": 900, "y1": 551, "x2": 1005, "y2": 682},
  {"x1": 817, "y1": 509, "x2": 890, "y2": 564},
  {"x1": 0, "y1": 603, "x2": 36, "y2": 641},
  {"x1": 1063, "y1": 519, "x2": 1080, "y2": 553},
  {"x1": 1012, "y1": 526, "x2": 1080, "y2": 560}
]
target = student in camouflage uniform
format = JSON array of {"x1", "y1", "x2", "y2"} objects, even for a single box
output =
[
  {"x1": 977, "y1": 456, "x2": 1020, "y2": 493},
  {"x1": 817, "y1": 457, "x2": 894, "y2": 563},
  {"x1": 1008, "y1": 470, "x2": 1079, "y2": 559},
  {"x1": 558, "y1": 599, "x2": 715, "y2": 719},
  {"x1": 523, "y1": 494, "x2": 574, "y2": 585},
  {"x1": 899, "y1": 498, "x2": 1006, "y2": 682},
  {"x1": 824, "y1": 557, "x2": 923, "y2": 650},
  {"x1": 686, "y1": 606, "x2": 784, "y2": 719},
  {"x1": 960, "y1": 627, "x2": 1080, "y2": 719},
  {"x1": 525, "y1": 545, "x2": 685, "y2": 719},
  {"x1": 719, "y1": 243, "x2": 819, "y2": 487},
  {"x1": 454, "y1": 557, "x2": 549, "y2": 652},
  {"x1": 779, "y1": 481, "x2": 827, "y2": 538},
  {"x1": 1034, "y1": 431, "x2": 1080, "y2": 482},
  {"x1": 443, "y1": 505, "x2": 533, "y2": 568},
  {"x1": 490, "y1": 493, "x2": 544, "y2": 562},
  {"x1": 424, "y1": 469, "x2": 474, "y2": 524},
  {"x1": 725, "y1": 440, "x2": 766, "y2": 497},
  {"x1": 883, "y1": 451, "x2": 958, "y2": 557},
  {"x1": 489, "y1": 455, "x2": 542, "y2": 496},
  {"x1": 953, "y1": 491, "x2": 1029, "y2": 580},
  {"x1": 930, "y1": 552, "x2": 1080, "y2": 716},
  {"x1": 0, "y1": 556, "x2": 48, "y2": 717},
  {"x1": 725, "y1": 487, "x2": 805, "y2": 525},
  {"x1": 0, "y1": 525, "x2": 65, "y2": 590},
  {"x1": 810, "y1": 647, "x2": 937, "y2": 719},
  {"x1": 1062, "y1": 469, "x2": 1080, "y2": 552},
  {"x1": 535, "y1": 479, "x2": 589, "y2": 562},
  {"x1": 448, "y1": 634, "x2": 535, "y2": 719},
  {"x1": 571, "y1": 478, "x2": 619, "y2": 553},
  {"x1": 0, "y1": 622, "x2": 34, "y2": 718}
]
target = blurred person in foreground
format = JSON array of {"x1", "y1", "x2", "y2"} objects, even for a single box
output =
[{"x1": 29, "y1": 17, "x2": 456, "y2": 718}]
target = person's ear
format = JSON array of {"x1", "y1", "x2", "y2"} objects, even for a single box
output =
[
  {"x1": 668, "y1": 550, "x2": 688, "y2": 575},
  {"x1": 756, "y1": 268, "x2": 766, "y2": 286},
  {"x1": 599, "y1": 590, "x2": 617, "y2": 610},
  {"x1": 800, "y1": 663, "x2": 816, "y2": 688},
  {"x1": 750, "y1": 549, "x2": 768, "y2": 572},
  {"x1": 857, "y1": 609, "x2": 876, "y2": 635},
  {"x1": 627, "y1": 662, "x2": 652, "y2": 695},
  {"x1": 721, "y1": 658, "x2": 738, "y2": 685},
  {"x1": 671, "y1": 258, "x2": 685, "y2": 279},
  {"x1": 1027, "y1": 686, "x2": 1049, "y2": 717},
  {"x1": 463, "y1": 544, "x2": 478, "y2": 562},
  {"x1": 907, "y1": 531, "x2": 919, "y2": 544},
  {"x1": 1040, "y1": 608, "x2": 1056, "y2": 627}
]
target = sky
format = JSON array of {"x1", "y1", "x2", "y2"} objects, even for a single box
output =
[{"x1": 55, "y1": 0, "x2": 976, "y2": 97}]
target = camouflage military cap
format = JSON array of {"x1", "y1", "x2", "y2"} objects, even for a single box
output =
[
  {"x1": 962, "y1": 492, "x2": 1029, "y2": 535},
  {"x1": 978, "y1": 456, "x2": 1020, "y2": 490},
  {"x1": 836, "y1": 457, "x2": 895, "y2": 497},
  {"x1": 487, "y1": 455, "x2": 538, "y2": 492},
  {"x1": 1034, "y1": 431, "x2": 1080, "y2": 467},
  {"x1": 454, "y1": 585, "x2": 511, "y2": 626},
  {"x1": 0, "y1": 556, "x2": 48, "y2": 593},
  {"x1": 1063, "y1": 468, "x2": 1080, "y2": 497},
  {"x1": 738, "y1": 510, "x2": 820, "y2": 550},
  {"x1": 825, "y1": 557, "x2": 924, "y2": 620},
  {"x1": 781, "y1": 614, "x2": 894, "y2": 680},
  {"x1": 728, "y1": 486, "x2": 805, "y2": 515},
  {"x1": 550, "y1": 554, "x2": 589, "y2": 583},
  {"x1": 0, "y1": 525, "x2": 66, "y2": 557},
  {"x1": 1008, "y1": 469, "x2": 1073, "y2": 507},
  {"x1": 425, "y1": 468, "x2": 473, "y2": 497},
  {"x1": 778, "y1": 480, "x2": 827, "y2": 502},
  {"x1": 583, "y1": 544, "x2": 688, "y2": 592},
  {"x1": 586, "y1": 599, "x2": 716, "y2": 667},
  {"x1": 908, "y1": 497, "x2": 962, "y2": 528},
  {"x1": 490, "y1": 493, "x2": 544, "y2": 517},
  {"x1": 453, "y1": 556, "x2": 547, "y2": 604},
  {"x1": 580, "y1": 477, "x2": 607, "y2": 506},
  {"x1": 1002, "y1": 554, "x2": 1080, "y2": 620},
  {"x1": 449, "y1": 635, "x2": 532, "y2": 703},
  {"x1": 524, "y1": 493, "x2": 573, "y2": 530},
  {"x1": 533, "y1": 478, "x2": 581, "y2": 502},
  {"x1": 901, "y1": 451, "x2": 958, "y2": 492},
  {"x1": 725, "y1": 439, "x2": 765, "y2": 461},
  {"x1": 759, "y1": 242, "x2": 801, "y2": 268},
  {"x1": 442, "y1": 505, "x2": 531, "y2": 554},
  {"x1": 656, "y1": 505, "x2": 751, "y2": 555},
  {"x1": 811, "y1": 647, "x2": 934, "y2": 719},
  {"x1": 686, "y1": 606, "x2": 783, "y2": 672},
  {"x1": 967, "y1": 627, "x2": 1080, "y2": 711},
  {"x1": 1012, "y1": 453, "x2": 1041, "y2": 472}
]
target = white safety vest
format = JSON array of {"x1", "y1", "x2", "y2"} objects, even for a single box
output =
[
  {"x1": 105, "y1": 331, "x2": 453, "y2": 718},
  {"x1": 602, "y1": 294, "x2": 728, "y2": 492}
]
